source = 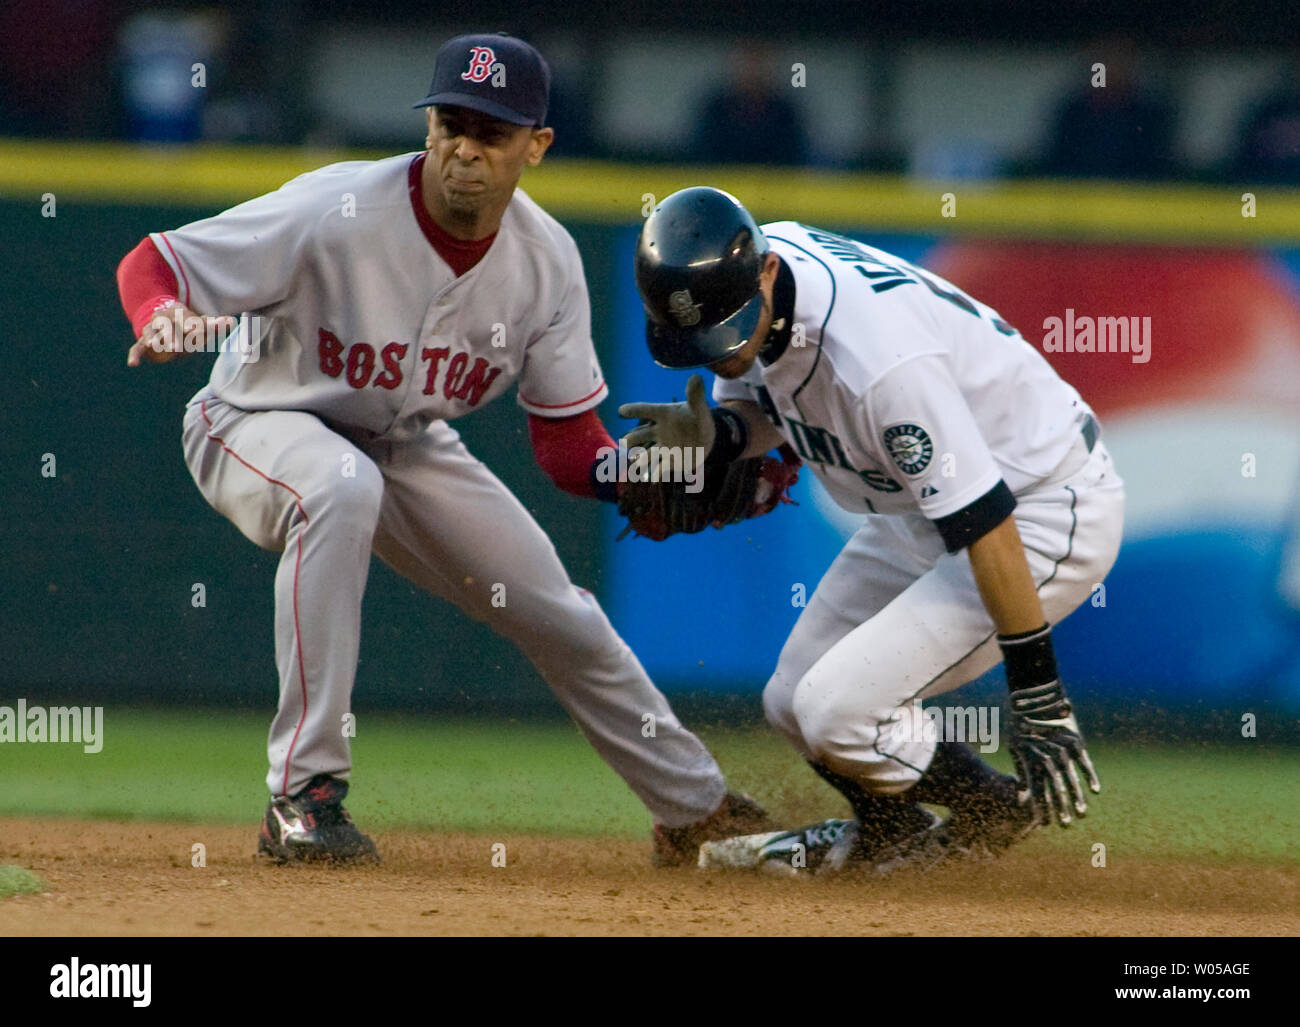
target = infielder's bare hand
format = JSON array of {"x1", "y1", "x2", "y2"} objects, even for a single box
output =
[
  {"x1": 618, "y1": 373, "x2": 717, "y2": 455},
  {"x1": 126, "y1": 302, "x2": 236, "y2": 367}
]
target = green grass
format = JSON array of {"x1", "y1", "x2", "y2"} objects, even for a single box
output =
[
  {"x1": 1, "y1": 709, "x2": 1296, "y2": 864},
  {"x1": 0, "y1": 865, "x2": 46, "y2": 898}
]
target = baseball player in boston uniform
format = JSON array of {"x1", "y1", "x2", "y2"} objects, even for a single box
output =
[
  {"x1": 115, "y1": 36, "x2": 768, "y2": 865},
  {"x1": 620, "y1": 187, "x2": 1125, "y2": 873}
]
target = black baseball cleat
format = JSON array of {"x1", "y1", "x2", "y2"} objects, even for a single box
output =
[
  {"x1": 945, "y1": 774, "x2": 1039, "y2": 859},
  {"x1": 884, "y1": 742, "x2": 1039, "y2": 870},
  {"x1": 847, "y1": 794, "x2": 945, "y2": 865},
  {"x1": 870, "y1": 815, "x2": 954, "y2": 874},
  {"x1": 874, "y1": 776, "x2": 1038, "y2": 873},
  {"x1": 651, "y1": 791, "x2": 772, "y2": 867},
  {"x1": 257, "y1": 774, "x2": 379, "y2": 865},
  {"x1": 821, "y1": 806, "x2": 945, "y2": 874},
  {"x1": 697, "y1": 808, "x2": 944, "y2": 875},
  {"x1": 753, "y1": 817, "x2": 864, "y2": 875}
]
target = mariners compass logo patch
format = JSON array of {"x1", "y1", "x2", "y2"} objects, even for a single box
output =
[
  {"x1": 883, "y1": 423, "x2": 934, "y2": 475},
  {"x1": 667, "y1": 290, "x2": 703, "y2": 327}
]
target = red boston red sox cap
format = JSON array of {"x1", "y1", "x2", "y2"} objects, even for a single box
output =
[{"x1": 413, "y1": 32, "x2": 550, "y2": 127}]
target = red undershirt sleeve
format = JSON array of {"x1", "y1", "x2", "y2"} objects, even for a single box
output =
[
  {"x1": 527, "y1": 410, "x2": 618, "y2": 502},
  {"x1": 116, "y1": 237, "x2": 180, "y2": 337}
]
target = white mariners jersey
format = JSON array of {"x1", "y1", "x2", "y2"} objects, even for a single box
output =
[
  {"x1": 714, "y1": 221, "x2": 1095, "y2": 524},
  {"x1": 153, "y1": 153, "x2": 607, "y2": 439}
]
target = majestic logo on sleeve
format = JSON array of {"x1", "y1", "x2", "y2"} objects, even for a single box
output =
[
  {"x1": 883, "y1": 423, "x2": 934, "y2": 475},
  {"x1": 667, "y1": 290, "x2": 703, "y2": 327},
  {"x1": 461, "y1": 46, "x2": 497, "y2": 83}
]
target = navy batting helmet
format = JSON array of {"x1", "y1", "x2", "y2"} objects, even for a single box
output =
[{"x1": 634, "y1": 187, "x2": 770, "y2": 369}]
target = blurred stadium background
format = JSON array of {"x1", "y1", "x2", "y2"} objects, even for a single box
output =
[{"x1": 3, "y1": 0, "x2": 1299, "y2": 740}]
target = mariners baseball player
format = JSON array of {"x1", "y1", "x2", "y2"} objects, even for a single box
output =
[
  {"x1": 114, "y1": 36, "x2": 769, "y2": 865},
  {"x1": 618, "y1": 187, "x2": 1125, "y2": 873}
]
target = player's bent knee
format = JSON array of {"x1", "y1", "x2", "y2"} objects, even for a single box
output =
[
  {"x1": 790, "y1": 679, "x2": 848, "y2": 759},
  {"x1": 761, "y1": 675, "x2": 807, "y2": 750},
  {"x1": 791, "y1": 676, "x2": 898, "y2": 775},
  {"x1": 301, "y1": 468, "x2": 384, "y2": 531},
  {"x1": 797, "y1": 693, "x2": 927, "y2": 793}
]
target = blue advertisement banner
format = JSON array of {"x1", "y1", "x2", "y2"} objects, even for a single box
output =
[{"x1": 601, "y1": 223, "x2": 1300, "y2": 712}]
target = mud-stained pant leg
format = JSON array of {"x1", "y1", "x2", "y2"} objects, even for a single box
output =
[
  {"x1": 182, "y1": 392, "x2": 383, "y2": 797},
  {"x1": 369, "y1": 420, "x2": 726, "y2": 827}
]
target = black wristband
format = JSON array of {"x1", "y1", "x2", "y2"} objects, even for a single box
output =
[
  {"x1": 932, "y1": 479, "x2": 1016, "y2": 553},
  {"x1": 998, "y1": 623, "x2": 1059, "y2": 692},
  {"x1": 708, "y1": 406, "x2": 749, "y2": 466}
]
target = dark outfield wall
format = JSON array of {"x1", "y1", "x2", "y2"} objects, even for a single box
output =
[
  {"x1": 0, "y1": 198, "x2": 618, "y2": 714},
  {"x1": 5, "y1": 194, "x2": 1299, "y2": 739}
]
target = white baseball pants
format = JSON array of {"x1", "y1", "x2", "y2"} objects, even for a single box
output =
[
  {"x1": 181, "y1": 387, "x2": 726, "y2": 826},
  {"x1": 762, "y1": 436, "x2": 1125, "y2": 793}
]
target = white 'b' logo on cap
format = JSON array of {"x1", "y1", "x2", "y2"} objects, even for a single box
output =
[
  {"x1": 461, "y1": 46, "x2": 497, "y2": 83},
  {"x1": 667, "y1": 290, "x2": 702, "y2": 327}
]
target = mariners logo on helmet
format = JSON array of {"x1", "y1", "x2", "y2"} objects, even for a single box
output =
[
  {"x1": 461, "y1": 46, "x2": 497, "y2": 83},
  {"x1": 883, "y1": 423, "x2": 934, "y2": 475},
  {"x1": 634, "y1": 187, "x2": 771, "y2": 369},
  {"x1": 667, "y1": 290, "x2": 703, "y2": 327}
]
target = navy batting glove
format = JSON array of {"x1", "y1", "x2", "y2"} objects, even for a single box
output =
[{"x1": 1007, "y1": 680, "x2": 1100, "y2": 827}]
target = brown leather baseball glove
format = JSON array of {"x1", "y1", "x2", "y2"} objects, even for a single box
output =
[{"x1": 616, "y1": 446, "x2": 800, "y2": 541}]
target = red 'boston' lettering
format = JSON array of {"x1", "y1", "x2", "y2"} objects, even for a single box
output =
[
  {"x1": 442, "y1": 352, "x2": 469, "y2": 399},
  {"x1": 345, "y1": 342, "x2": 375, "y2": 388},
  {"x1": 322, "y1": 335, "x2": 500, "y2": 404},
  {"x1": 374, "y1": 342, "x2": 407, "y2": 390},
  {"x1": 454, "y1": 357, "x2": 503, "y2": 406},
  {"x1": 318, "y1": 328, "x2": 344, "y2": 378},
  {"x1": 421, "y1": 347, "x2": 450, "y2": 395}
]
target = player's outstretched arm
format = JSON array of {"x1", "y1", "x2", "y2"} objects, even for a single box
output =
[
  {"x1": 619, "y1": 372, "x2": 718, "y2": 458},
  {"x1": 118, "y1": 238, "x2": 237, "y2": 368},
  {"x1": 126, "y1": 302, "x2": 237, "y2": 367},
  {"x1": 617, "y1": 374, "x2": 784, "y2": 463},
  {"x1": 613, "y1": 376, "x2": 798, "y2": 541},
  {"x1": 968, "y1": 515, "x2": 1101, "y2": 827}
]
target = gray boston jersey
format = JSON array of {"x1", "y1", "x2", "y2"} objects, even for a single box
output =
[{"x1": 154, "y1": 153, "x2": 607, "y2": 440}]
